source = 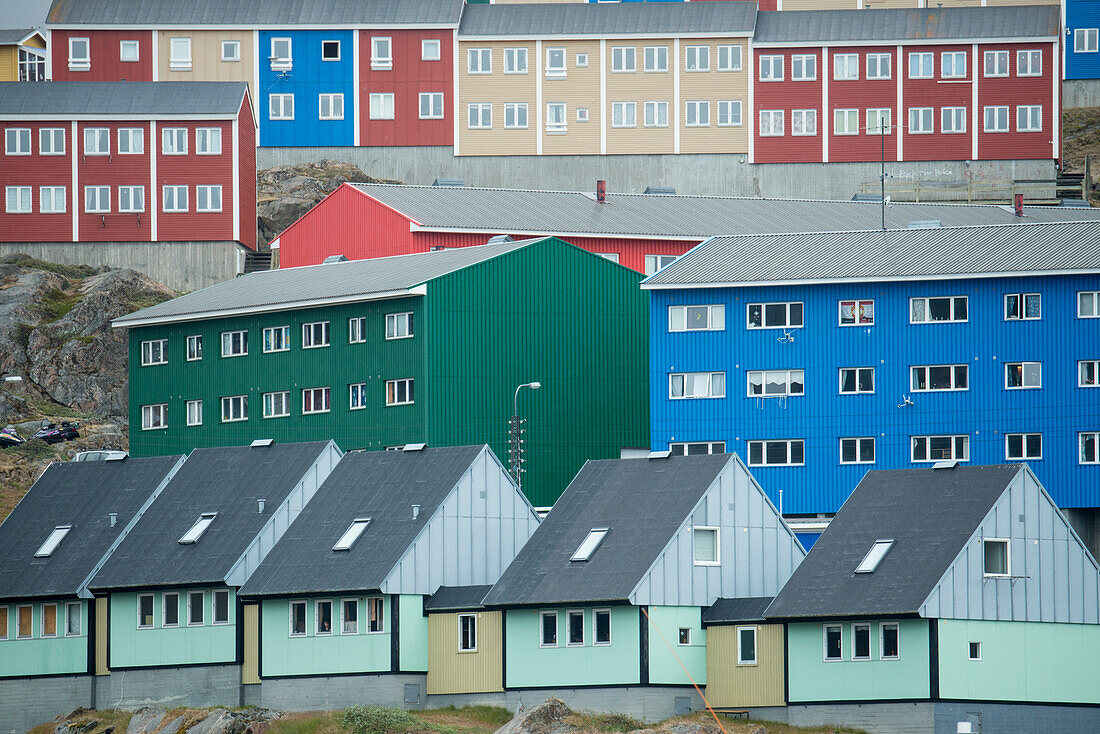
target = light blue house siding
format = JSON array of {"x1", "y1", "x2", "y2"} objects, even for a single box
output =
[
  {"x1": 649, "y1": 274, "x2": 1100, "y2": 514},
  {"x1": 0, "y1": 600, "x2": 88, "y2": 677},
  {"x1": 1066, "y1": 1, "x2": 1100, "y2": 81},
  {"x1": 108, "y1": 589, "x2": 237, "y2": 668},
  {"x1": 646, "y1": 605, "x2": 706, "y2": 685},
  {"x1": 260, "y1": 596, "x2": 391, "y2": 677},
  {"x1": 257, "y1": 29, "x2": 355, "y2": 147}
]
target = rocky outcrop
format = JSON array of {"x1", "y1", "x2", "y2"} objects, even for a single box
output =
[
  {"x1": 496, "y1": 699, "x2": 580, "y2": 734},
  {"x1": 120, "y1": 706, "x2": 278, "y2": 734}
]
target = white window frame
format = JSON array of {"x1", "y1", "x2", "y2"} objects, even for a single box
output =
[
  {"x1": 367, "y1": 597, "x2": 385, "y2": 633},
  {"x1": 747, "y1": 439, "x2": 806, "y2": 467},
  {"x1": 422, "y1": 39, "x2": 442, "y2": 62},
  {"x1": 839, "y1": 299, "x2": 874, "y2": 326},
  {"x1": 162, "y1": 592, "x2": 180, "y2": 628},
  {"x1": 504, "y1": 103, "x2": 528, "y2": 129},
  {"x1": 137, "y1": 594, "x2": 154, "y2": 629},
  {"x1": 262, "y1": 391, "x2": 290, "y2": 419},
  {"x1": 319, "y1": 93, "x2": 345, "y2": 121},
  {"x1": 163, "y1": 185, "x2": 188, "y2": 213},
  {"x1": 737, "y1": 625, "x2": 757, "y2": 665},
  {"x1": 5, "y1": 186, "x2": 30, "y2": 214},
  {"x1": 42, "y1": 603, "x2": 58, "y2": 638},
  {"x1": 759, "y1": 55, "x2": 783, "y2": 81},
  {"x1": 1080, "y1": 432, "x2": 1100, "y2": 464},
  {"x1": 984, "y1": 50, "x2": 1009, "y2": 78},
  {"x1": 644, "y1": 46, "x2": 669, "y2": 73},
  {"x1": 64, "y1": 602, "x2": 81, "y2": 637},
  {"x1": 68, "y1": 37, "x2": 90, "y2": 71},
  {"x1": 910, "y1": 296, "x2": 967, "y2": 323},
  {"x1": 611, "y1": 101, "x2": 636, "y2": 128},
  {"x1": 161, "y1": 127, "x2": 187, "y2": 154},
  {"x1": 942, "y1": 106, "x2": 967, "y2": 134},
  {"x1": 371, "y1": 37, "x2": 392, "y2": 70},
  {"x1": 1080, "y1": 291, "x2": 1100, "y2": 318},
  {"x1": 1017, "y1": 49, "x2": 1042, "y2": 76},
  {"x1": 263, "y1": 325, "x2": 290, "y2": 353},
  {"x1": 419, "y1": 92, "x2": 444, "y2": 120},
  {"x1": 612, "y1": 46, "x2": 636, "y2": 73},
  {"x1": 186, "y1": 334, "x2": 202, "y2": 361},
  {"x1": 141, "y1": 403, "x2": 167, "y2": 431},
  {"x1": 84, "y1": 186, "x2": 110, "y2": 214},
  {"x1": 289, "y1": 601, "x2": 307, "y2": 637},
  {"x1": 40, "y1": 186, "x2": 66, "y2": 214},
  {"x1": 692, "y1": 526, "x2": 720, "y2": 566},
  {"x1": 969, "y1": 641, "x2": 982, "y2": 661},
  {"x1": 759, "y1": 110, "x2": 784, "y2": 137},
  {"x1": 577, "y1": 108, "x2": 589, "y2": 123},
  {"x1": 540, "y1": 610, "x2": 558, "y2": 647},
  {"x1": 717, "y1": 100, "x2": 742, "y2": 127},
  {"x1": 593, "y1": 609, "x2": 611, "y2": 646},
  {"x1": 213, "y1": 590, "x2": 230, "y2": 625},
  {"x1": 746, "y1": 369, "x2": 805, "y2": 398},
  {"x1": 545, "y1": 47, "x2": 567, "y2": 78},
  {"x1": 458, "y1": 612, "x2": 477, "y2": 651},
  {"x1": 833, "y1": 108, "x2": 859, "y2": 136},
  {"x1": 118, "y1": 185, "x2": 145, "y2": 214},
  {"x1": 668, "y1": 304, "x2": 725, "y2": 332},
  {"x1": 908, "y1": 51, "x2": 933, "y2": 79},
  {"x1": 911, "y1": 364, "x2": 969, "y2": 392},
  {"x1": 669, "y1": 372, "x2": 726, "y2": 400},
  {"x1": 880, "y1": 622, "x2": 900, "y2": 660},
  {"x1": 39, "y1": 128, "x2": 65, "y2": 156},
  {"x1": 321, "y1": 40, "x2": 341, "y2": 62},
  {"x1": 301, "y1": 321, "x2": 331, "y2": 349},
  {"x1": 792, "y1": 109, "x2": 816, "y2": 137},
  {"x1": 717, "y1": 44, "x2": 741, "y2": 72},
  {"x1": 386, "y1": 312, "x2": 413, "y2": 339},
  {"x1": 169, "y1": 37, "x2": 192, "y2": 71},
  {"x1": 911, "y1": 434, "x2": 970, "y2": 463},
  {"x1": 117, "y1": 127, "x2": 143, "y2": 155},
  {"x1": 983, "y1": 105, "x2": 1009, "y2": 133},
  {"x1": 839, "y1": 367, "x2": 875, "y2": 395},
  {"x1": 348, "y1": 316, "x2": 366, "y2": 344},
  {"x1": 867, "y1": 109, "x2": 891, "y2": 135},
  {"x1": 566, "y1": 609, "x2": 585, "y2": 647},
  {"x1": 1017, "y1": 105, "x2": 1042, "y2": 132},
  {"x1": 644, "y1": 101, "x2": 669, "y2": 128},
  {"x1": 468, "y1": 103, "x2": 492, "y2": 130},
  {"x1": 576, "y1": 52, "x2": 588, "y2": 68},
  {"x1": 186, "y1": 399, "x2": 202, "y2": 427},
  {"x1": 1005, "y1": 432, "x2": 1042, "y2": 461},
  {"x1": 221, "y1": 40, "x2": 241, "y2": 62},
  {"x1": 823, "y1": 624, "x2": 842, "y2": 661},
  {"x1": 852, "y1": 623, "x2": 872, "y2": 660},
  {"x1": 1004, "y1": 361, "x2": 1041, "y2": 390},
  {"x1": 342, "y1": 598, "x2": 359, "y2": 635},
  {"x1": 269, "y1": 93, "x2": 294, "y2": 121},
  {"x1": 141, "y1": 339, "x2": 168, "y2": 366},
  {"x1": 678, "y1": 627, "x2": 692, "y2": 645},
  {"x1": 1079, "y1": 360, "x2": 1100, "y2": 388},
  {"x1": 302, "y1": 386, "x2": 331, "y2": 415},
  {"x1": 316, "y1": 599, "x2": 334, "y2": 635},
  {"x1": 187, "y1": 591, "x2": 205, "y2": 626},
  {"x1": 503, "y1": 47, "x2": 528, "y2": 74},
  {"x1": 83, "y1": 127, "x2": 109, "y2": 155},
  {"x1": 349, "y1": 382, "x2": 367, "y2": 410},
  {"x1": 834, "y1": 53, "x2": 859, "y2": 80},
  {"x1": 369, "y1": 92, "x2": 395, "y2": 120},
  {"x1": 546, "y1": 103, "x2": 567, "y2": 133},
  {"x1": 669, "y1": 441, "x2": 725, "y2": 456},
  {"x1": 840, "y1": 437, "x2": 876, "y2": 465},
  {"x1": 221, "y1": 395, "x2": 248, "y2": 422},
  {"x1": 196, "y1": 185, "x2": 222, "y2": 213},
  {"x1": 270, "y1": 37, "x2": 292, "y2": 70},
  {"x1": 386, "y1": 378, "x2": 414, "y2": 406},
  {"x1": 866, "y1": 52, "x2": 891, "y2": 80},
  {"x1": 685, "y1": 45, "x2": 709, "y2": 72},
  {"x1": 468, "y1": 48, "x2": 491, "y2": 74},
  {"x1": 908, "y1": 107, "x2": 933, "y2": 134},
  {"x1": 119, "y1": 40, "x2": 140, "y2": 63},
  {"x1": 791, "y1": 54, "x2": 816, "y2": 81},
  {"x1": 941, "y1": 51, "x2": 967, "y2": 79},
  {"x1": 747, "y1": 301, "x2": 803, "y2": 329},
  {"x1": 982, "y1": 539, "x2": 1010, "y2": 578},
  {"x1": 1076, "y1": 29, "x2": 1099, "y2": 54}
]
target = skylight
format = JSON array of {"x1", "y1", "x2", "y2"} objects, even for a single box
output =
[
  {"x1": 34, "y1": 525, "x2": 72, "y2": 558},
  {"x1": 178, "y1": 513, "x2": 217, "y2": 545},
  {"x1": 333, "y1": 518, "x2": 372, "y2": 551},
  {"x1": 570, "y1": 528, "x2": 609, "y2": 562},
  {"x1": 855, "y1": 539, "x2": 895, "y2": 573}
]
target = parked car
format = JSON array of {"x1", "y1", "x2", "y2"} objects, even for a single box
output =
[
  {"x1": 31, "y1": 421, "x2": 79, "y2": 444},
  {"x1": 71, "y1": 450, "x2": 128, "y2": 462}
]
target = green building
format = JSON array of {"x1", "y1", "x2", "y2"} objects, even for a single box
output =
[{"x1": 114, "y1": 237, "x2": 649, "y2": 508}]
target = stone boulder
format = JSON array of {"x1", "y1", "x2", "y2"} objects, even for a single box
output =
[
  {"x1": 495, "y1": 699, "x2": 580, "y2": 734},
  {"x1": 125, "y1": 707, "x2": 167, "y2": 734}
]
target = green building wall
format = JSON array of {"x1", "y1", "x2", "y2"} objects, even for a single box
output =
[
  {"x1": 787, "y1": 619, "x2": 930, "y2": 703},
  {"x1": 107, "y1": 589, "x2": 237, "y2": 668},
  {"x1": 398, "y1": 594, "x2": 429, "y2": 671},
  {"x1": 646, "y1": 606, "x2": 706, "y2": 685},
  {"x1": 0, "y1": 600, "x2": 87, "y2": 677},
  {"x1": 259, "y1": 596, "x2": 392, "y2": 677}
]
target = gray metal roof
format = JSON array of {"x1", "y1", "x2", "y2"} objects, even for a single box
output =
[
  {"x1": 47, "y1": 0, "x2": 463, "y2": 27},
  {"x1": 459, "y1": 1, "x2": 757, "y2": 38},
  {"x1": 642, "y1": 221, "x2": 1100, "y2": 288},
  {"x1": 0, "y1": 81, "x2": 247, "y2": 117},
  {"x1": 348, "y1": 183, "x2": 1100, "y2": 241},
  {"x1": 425, "y1": 585, "x2": 494, "y2": 612},
  {"x1": 754, "y1": 6, "x2": 1059, "y2": 44},
  {"x1": 113, "y1": 238, "x2": 540, "y2": 327},
  {"x1": 0, "y1": 29, "x2": 39, "y2": 45},
  {"x1": 482, "y1": 454, "x2": 733, "y2": 607},
  {"x1": 0, "y1": 456, "x2": 183, "y2": 601},
  {"x1": 90, "y1": 442, "x2": 333, "y2": 591},
  {"x1": 238, "y1": 446, "x2": 487, "y2": 597},
  {"x1": 764, "y1": 464, "x2": 1023, "y2": 620},
  {"x1": 702, "y1": 596, "x2": 773, "y2": 626}
]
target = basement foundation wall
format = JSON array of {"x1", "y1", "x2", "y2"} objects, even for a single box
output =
[
  {"x1": 245, "y1": 674, "x2": 428, "y2": 711},
  {"x1": 256, "y1": 147, "x2": 1055, "y2": 202},
  {"x1": 93, "y1": 664, "x2": 242, "y2": 711},
  {"x1": 0, "y1": 675, "x2": 93, "y2": 733},
  {"x1": 1062, "y1": 80, "x2": 1100, "y2": 110}
]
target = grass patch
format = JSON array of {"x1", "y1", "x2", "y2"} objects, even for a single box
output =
[
  {"x1": 13, "y1": 322, "x2": 33, "y2": 350},
  {"x1": 341, "y1": 705, "x2": 419, "y2": 734},
  {"x1": 30, "y1": 288, "x2": 82, "y2": 324},
  {"x1": 27, "y1": 709, "x2": 132, "y2": 734},
  {"x1": 421, "y1": 706, "x2": 512, "y2": 727},
  {"x1": 566, "y1": 712, "x2": 645, "y2": 733},
  {"x1": 2, "y1": 254, "x2": 98, "y2": 280},
  {"x1": 268, "y1": 711, "x2": 349, "y2": 734}
]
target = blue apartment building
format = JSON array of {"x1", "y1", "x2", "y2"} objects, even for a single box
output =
[{"x1": 1066, "y1": 0, "x2": 1100, "y2": 81}]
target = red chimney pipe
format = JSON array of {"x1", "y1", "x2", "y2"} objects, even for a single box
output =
[
  {"x1": 1014, "y1": 193, "x2": 1024, "y2": 217},
  {"x1": 596, "y1": 180, "x2": 606, "y2": 204}
]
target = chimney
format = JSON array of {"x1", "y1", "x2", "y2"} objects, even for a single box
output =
[
  {"x1": 109, "y1": 512, "x2": 118, "y2": 527},
  {"x1": 258, "y1": 498, "x2": 266, "y2": 514},
  {"x1": 596, "y1": 180, "x2": 607, "y2": 204},
  {"x1": 1014, "y1": 193, "x2": 1024, "y2": 217},
  {"x1": 412, "y1": 504, "x2": 421, "y2": 519}
]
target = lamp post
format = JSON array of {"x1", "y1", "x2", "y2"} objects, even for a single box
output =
[{"x1": 509, "y1": 381, "x2": 542, "y2": 491}]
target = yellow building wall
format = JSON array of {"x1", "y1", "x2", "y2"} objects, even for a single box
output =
[
  {"x1": 158, "y1": 30, "x2": 255, "y2": 99},
  {"x1": 605, "y1": 39, "x2": 675, "y2": 155},
  {"x1": 704, "y1": 624, "x2": 785, "y2": 708},
  {"x1": 242, "y1": 603, "x2": 260, "y2": 685},
  {"x1": 458, "y1": 41, "x2": 539, "y2": 155},
  {"x1": 678, "y1": 37, "x2": 750, "y2": 154},
  {"x1": 0, "y1": 47, "x2": 16, "y2": 82},
  {"x1": 24, "y1": 35, "x2": 46, "y2": 50},
  {"x1": 541, "y1": 40, "x2": 601, "y2": 156},
  {"x1": 95, "y1": 596, "x2": 109, "y2": 676},
  {"x1": 426, "y1": 611, "x2": 504, "y2": 695}
]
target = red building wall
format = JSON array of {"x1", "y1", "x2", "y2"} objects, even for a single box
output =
[
  {"x1": 50, "y1": 30, "x2": 153, "y2": 81},
  {"x1": 753, "y1": 47, "x2": 823, "y2": 164},
  {"x1": 237, "y1": 96, "x2": 257, "y2": 249},
  {"x1": 828, "y1": 47, "x2": 898, "y2": 163},
  {"x1": 155, "y1": 120, "x2": 236, "y2": 242},
  {"x1": 76, "y1": 121, "x2": 153, "y2": 242},
  {"x1": 900, "y1": 44, "x2": 973, "y2": 162},
  {"x1": 0, "y1": 122, "x2": 74, "y2": 241},
  {"x1": 359, "y1": 29, "x2": 453, "y2": 146},
  {"x1": 976, "y1": 42, "x2": 1056, "y2": 161}
]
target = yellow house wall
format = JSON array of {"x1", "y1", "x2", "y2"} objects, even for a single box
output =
[
  {"x1": 605, "y1": 39, "x2": 674, "y2": 155},
  {"x1": 157, "y1": 30, "x2": 255, "y2": 99},
  {"x1": 0, "y1": 47, "x2": 16, "y2": 82},
  {"x1": 426, "y1": 611, "x2": 504, "y2": 695},
  {"x1": 540, "y1": 39, "x2": 601, "y2": 156},
  {"x1": 458, "y1": 41, "x2": 539, "y2": 155},
  {"x1": 25, "y1": 35, "x2": 46, "y2": 50},
  {"x1": 704, "y1": 624, "x2": 785, "y2": 708},
  {"x1": 678, "y1": 37, "x2": 750, "y2": 154}
]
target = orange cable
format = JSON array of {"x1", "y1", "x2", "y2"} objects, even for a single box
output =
[{"x1": 640, "y1": 607, "x2": 727, "y2": 734}]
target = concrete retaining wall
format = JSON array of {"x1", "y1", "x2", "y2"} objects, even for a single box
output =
[
  {"x1": 0, "y1": 241, "x2": 247, "y2": 293},
  {"x1": 787, "y1": 702, "x2": 935, "y2": 734},
  {"x1": 94, "y1": 665, "x2": 242, "y2": 711},
  {"x1": 0, "y1": 675, "x2": 93, "y2": 733},
  {"x1": 1063, "y1": 80, "x2": 1100, "y2": 110},
  {"x1": 247, "y1": 674, "x2": 427, "y2": 711},
  {"x1": 934, "y1": 701, "x2": 1100, "y2": 734}
]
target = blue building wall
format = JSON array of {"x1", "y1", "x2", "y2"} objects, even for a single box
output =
[
  {"x1": 649, "y1": 274, "x2": 1100, "y2": 514},
  {"x1": 258, "y1": 29, "x2": 355, "y2": 147},
  {"x1": 1066, "y1": 1, "x2": 1100, "y2": 80}
]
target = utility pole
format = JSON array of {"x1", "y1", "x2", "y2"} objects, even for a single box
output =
[{"x1": 509, "y1": 381, "x2": 541, "y2": 493}]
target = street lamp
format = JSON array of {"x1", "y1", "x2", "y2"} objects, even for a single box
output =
[{"x1": 509, "y1": 381, "x2": 542, "y2": 491}]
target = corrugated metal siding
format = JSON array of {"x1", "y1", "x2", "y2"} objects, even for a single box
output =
[
  {"x1": 241, "y1": 603, "x2": 260, "y2": 684},
  {"x1": 752, "y1": 47, "x2": 823, "y2": 164},
  {"x1": 76, "y1": 121, "x2": 153, "y2": 242},
  {"x1": 359, "y1": 29, "x2": 453, "y2": 147},
  {"x1": 426, "y1": 610, "x2": 504, "y2": 694},
  {"x1": 704, "y1": 624, "x2": 785, "y2": 707},
  {"x1": 0, "y1": 121, "x2": 75, "y2": 242},
  {"x1": 156, "y1": 119, "x2": 238, "y2": 243},
  {"x1": 49, "y1": 30, "x2": 154, "y2": 82},
  {"x1": 238, "y1": 94, "x2": 257, "y2": 249},
  {"x1": 976, "y1": 42, "x2": 1056, "y2": 162}
]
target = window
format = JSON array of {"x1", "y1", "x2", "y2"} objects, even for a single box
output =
[
  {"x1": 269, "y1": 93, "x2": 294, "y2": 121},
  {"x1": 141, "y1": 403, "x2": 167, "y2": 430},
  {"x1": 456, "y1": 613, "x2": 477, "y2": 650},
  {"x1": 912, "y1": 435, "x2": 969, "y2": 462},
  {"x1": 866, "y1": 53, "x2": 891, "y2": 79},
  {"x1": 747, "y1": 369, "x2": 804, "y2": 397},
  {"x1": 645, "y1": 254, "x2": 676, "y2": 275},
  {"x1": 221, "y1": 395, "x2": 248, "y2": 422},
  {"x1": 386, "y1": 378, "x2": 414, "y2": 406},
  {"x1": 867, "y1": 109, "x2": 891, "y2": 135},
  {"x1": 120, "y1": 40, "x2": 139, "y2": 62},
  {"x1": 290, "y1": 601, "x2": 306, "y2": 636},
  {"x1": 0, "y1": 128, "x2": 26, "y2": 157},
  {"x1": 792, "y1": 109, "x2": 816, "y2": 136},
  {"x1": 670, "y1": 441, "x2": 725, "y2": 456},
  {"x1": 1005, "y1": 361, "x2": 1041, "y2": 389},
  {"x1": 983, "y1": 539, "x2": 1009, "y2": 577},
  {"x1": 1080, "y1": 431, "x2": 1100, "y2": 463},
  {"x1": 68, "y1": 37, "x2": 90, "y2": 70},
  {"x1": 748, "y1": 301, "x2": 802, "y2": 329},
  {"x1": 138, "y1": 595, "x2": 154, "y2": 629},
  {"x1": 386, "y1": 312, "x2": 413, "y2": 339},
  {"x1": 540, "y1": 611, "x2": 558, "y2": 647},
  {"x1": 117, "y1": 128, "x2": 143, "y2": 154},
  {"x1": 644, "y1": 46, "x2": 668, "y2": 72},
  {"x1": 983, "y1": 50, "x2": 1009, "y2": 78},
  {"x1": 1081, "y1": 291, "x2": 1100, "y2": 318},
  {"x1": 984, "y1": 105, "x2": 1009, "y2": 133},
  {"x1": 909, "y1": 51, "x2": 933, "y2": 79},
  {"x1": 942, "y1": 51, "x2": 967, "y2": 79},
  {"x1": 371, "y1": 37, "x2": 392, "y2": 70},
  {"x1": 343, "y1": 599, "x2": 359, "y2": 634},
  {"x1": 1006, "y1": 433, "x2": 1041, "y2": 460},
  {"x1": 468, "y1": 48, "x2": 491, "y2": 74},
  {"x1": 942, "y1": 107, "x2": 967, "y2": 134},
  {"x1": 40, "y1": 128, "x2": 65, "y2": 155},
  {"x1": 369, "y1": 93, "x2": 394, "y2": 120},
  {"x1": 316, "y1": 600, "x2": 333, "y2": 634},
  {"x1": 840, "y1": 437, "x2": 875, "y2": 465},
  {"x1": 693, "y1": 527, "x2": 719, "y2": 565},
  {"x1": 349, "y1": 383, "x2": 367, "y2": 410},
  {"x1": 348, "y1": 317, "x2": 366, "y2": 344},
  {"x1": 187, "y1": 128, "x2": 219, "y2": 157},
  {"x1": 18, "y1": 48, "x2": 46, "y2": 81},
  {"x1": 221, "y1": 40, "x2": 240, "y2": 62},
  {"x1": 301, "y1": 321, "x2": 330, "y2": 349},
  {"x1": 163, "y1": 592, "x2": 179, "y2": 627},
  {"x1": 213, "y1": 590, "x2": 229, "y2": 625},
  {"x1": 270, "y1": 37, "x2": 292, "y2": 70},
  {"x1": 759, "y1": 55, "x2": 783, "y2": 81},
  {"x1": 196, "y1": 185, "x2": 221, "y2": 212},
  {"x1": 576, "y1": 53, "x2": 588, "y2": 67},
  {"x1": 263, "y1": 325, "x2": 290, "y2": 353},
  {"x1": 969, "y1": 641, "x2": 981, "y2": 661},
  {"x1": 880, "y1": 623, "x2": 899, "y2": 659},
  {"x1": 187, "y1": 591, "x2": 204, "y2": 626},
  {"x1": 715, "y1": 100, "x2": 742, "y2": 128},
  {"x1": 685, "y1": 46, "x2": 709, "y2": 72},
  {"x1": 468, "y1": 104, "x2": 492, "y2": 129},
  {"x1": 5, "y1": 187, "x2": 30, "y2": 213},
  {"x1": 141, "y1": 339, "x2": 167, "y2": 366},
  {"x1": 546, "y1": 103, "x2": 567, "y2": 132},
  {"x1": 546, "y1": 47, "x2": 566, "y2": 78},
  {"x1": 748, "y1": 439, "x2": 805, "y2": 467},
  {"x1": 186, "y1": 399, "x2": 202, "y2": 427},
  {"x1": 84, "y1": 127, "x2": 109, "y2": 155},
  {"x1": 644, "y1": 101, "x2": 669, "y2": 128},
  {"x1": 1017, "y1": 49, "x2": 1041, "y2": 76},
  {"x1": 824, "y1": 625, "x2": 842, "y2": 660},
  {"x1": 504, "y1": 103, "x2": 528, "y2": 129},
  {"x1": 302, "y1": 387, "x2": 331, "y2": 414},
  {"x1": 169, "y1": 37, "x2": 192, "y2": 70},
  {"x1": 14, "y1": 605, "x2": 31, "y2": 639},
  {"x1": 1077, "y1": 29, "x2": 1099, "y2": 53},
  {"x1": 84, "y1": 186, "x2": 110, "y2": 213},
  {"x1": 567, "y1": 610, "x2": 585, "y2": 646},
  {"x1": 759, "y1": 110, "x2": 784, "y2": 137},
  {"x1": 852, "y1": 624, "x2": 870, "y2": 659},
  {"x1": 834, "y1": 53, "x2": 859, "y2": 80},
  {"x1": 839, "y1": 299, "x2": 874, "y2": 326},
  {"x1": 791, "y1": 54, "x2": 816, "y2": 81},
  {"x1": 1017, "y1": 105, "x2": 1042, "y2": 132},
  {"x1": 736, "y1": 626, "x2": 757, "y2": 664},
  {"x1": 263, "y1": 391, "x2": 290, "y2": 419},
  {"x1": 422, "y1": 39, "x2": 441, "y2": 62},
  {"x1": 41, "y1": 187, "x2": 66, "y2": 214},
  {"x1": 612, "y1": 46, "x2": 636, "y2": 73},
  {"x1": 678, "y1": 627, "x2": 691, "y2": 645},
  {"x1": 669, "y1": 372, "x2": 725, "y2": 399},
  {"x1": 612, "y1": 101, "x2": 636, "y2": 128},
  {"x1": 911, "y1": 364, "x2": 969, "y2": 392},
  {"x1": 321, "y1": 40, "x2": 340, "y2": 62},
  {"x1": 910, "y1": 296, "x2": 967, "y2": 323},
  {"x1": 839, "y1": 367, "x2": 874, "y2": 394},
  {"x1": 502, "y1": 47, "x2": 528, "y2": 74},
  {"x1": 368, "y1": 597, "x2": 384, "y2": 632},
  {"x1": 61, "y1": 602, "x2": 80, "y2": 637},
  {"x1": 162, "y1": 128, "x2": 187, "y2": 154},
  {"x1": 909, "y1": 107, "x2": 933, "y2": 134},
  {"x1": 418, "y1": 93, "x2": 443, "y2": 120},
  {"x1": 180, "y1": 513, "x2": 217, "y2": 544},
  {"x1": 577, "y1": 108, "x2": 589, "y2": 123},
  {"x1": 163, "y1": 185, "x2": 188, "y2": 212},
  {"x1": 1080, "y1": 360, "x2": 1100, "y2": 388},
  {"x1": 855, "y1": 539, "x2": 894, "y2": 573},
  {"x1": 34, "y1": 526, "x2": 72, "y2": 558},
  {"x1": 118, "y1": 186, "x2": 145, "y2": 213},
  {"x1": 834, "y1": 109, "x2": 859, "y2": 135},
  {"x1": 717, "y1": 45, "x2": 741, "y2": 71},
  {"x1": 668, "y1": 304, "x2": 724, "y2": 332},
  {"x1": 594, "y1": 610, "x2": 611, "y2": 645}
]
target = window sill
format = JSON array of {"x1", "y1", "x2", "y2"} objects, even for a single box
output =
[
  {"x1": 386, "y1": 402, "x2": 414, "y2": 407},
  {"x1": 221, "y1": 418, "x2": 248, "y2": 424},
  {"x1": 303, "y1": 410, "x2": 331, "y2": 415},
  {"x1": 270, "y1": 64, "x2": 292, "y2": 72},
  {"x1": 545, "y1": 128, "x2": 568, "y2": 135},
  {"x1": 169, "y1": 64, "x2": 193, "y2": 72},
  {"x1": 68, "y1": 64, "x2": 90, "y2": 71},
  {"x1": 545, "y1": 72, "x2": 567, "y2": 79},
  {"x1": 371, "y1": 63, "x2": 393, "y2": 71}
]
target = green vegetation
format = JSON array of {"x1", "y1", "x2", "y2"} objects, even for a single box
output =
[
  {"x1": 565, "y1": 712, "x2": 645, "y2": 732},
  {"x1": 2, "y1": 254, "x2": 99, "y2": 281},
  {"x1": 30, "y1": 287, "x2": 83, "y2": 325},
  {"x1": 341, "y1": 705, "x2": 420, "y2": 734},
  {"x1": 28, "y1": 709, "x2": 132, "y2": 734},
  {"x1": 422, "y1": 705, "x2": 513, "y2": 727}
]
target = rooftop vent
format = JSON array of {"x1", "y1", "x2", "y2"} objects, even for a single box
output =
[
  {"x1": 643, "y1": 186, "x2": 676, "y2": 195},
  {"x1": 322, "y1": 254, "x2": 349, "y2": 264},
  {"x1": 250, "y1": 438, "x2": 275, "y2": 447},
  {"x1": 412, "y1": 504, "x2": 420, "y2": 519},
  {"x1": 433, "y1": 178, "x2": 465, "y2": 187},
  {"x1": 648, "y1": 450, "x2": 672, "y2": 460},
  {"x1": 1014, "y1": 193, "x2": 1024, "y2": 217},
  {"x1": 257, "y1": 498, "x2": 266, "y2": 514},
  {"x1": 109, "y1": 512, "x2": 118, "y2": 527},
  {"x1": 487, "y1": 234, "x2": 514, "y2": 245},
  {"x1": 907, "y1": 220, "x2": 941, "y2": 229},
  {"x1": 933, "y1": 460, "x2": 959, "y2": 470},
  {"x1": 402, "y1": 443, "x2": 426, "y2": 452},
  {"x1": 596, "y1": 179, "x2": 607, "y2": 204}
]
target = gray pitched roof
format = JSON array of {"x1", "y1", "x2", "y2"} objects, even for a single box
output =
[
  {"x1": 89, "y1": 442, "x2": 333, "y2": 591},
  {"x1": 482, "y1": 454, "x2": 732, "y2": 607},
  {"x1": 764, "y1": 464, "x2": 1024, "y2": 620},
  {"x1": 47, "y1": 0, "x2": 463, "y2": 27},
  {"x1": 754, "y1": 6, "x2": 1059, "y2": 44},
  {"x1": 0, "y1": 82, "x2": 247, "y2": 117},
  {"x1": 0, "y1": 29, "x2": 39, "y2": 45},
  {"x1": 642, "y1": 221, "x2": 1100, "y2": 288},
  {"x1": 702, "y1": 596, "x2": 773, "y2": 626},
  {"x1": 112, "y1": 238, "x2": 540, "y2": 328},
  {"x1": 238, "y1": 446, "x2": 487, "y2": 597},
  {"x1": 425, "y1": 585, "x2": 494, "y2": 612},
  {"x1": 347, "y1": 183, "x2": 1100, "y2": 241},
  {"x1": 459, "y1": 2, "x2": 756, "y2": 37},
  {"x1": 0, "y1": 456, "x2": 182, "y2": 601}
]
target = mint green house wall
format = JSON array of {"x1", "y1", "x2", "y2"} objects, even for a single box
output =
[
  {"x1": 0, "y1": 601, "x2": 87, "y2": 676},
  {"x1": 786, "y1": 619, "x2": 930, "y2": 703},
  {"x1": 647, "y1": 606, "x2": 706, "y2": 685},
  {"x1": 937, "y1": 619, "x2": 1100, "y2": 704},
  {"x1": 259, "y1": 596, "x2": 391, "y2": 677},
  {"x1": 108, "y1": 589, "x2": 237, "y2": 668},
  {"x1": 398, "y1": 594, "x2": 429, "y2": 671},
  {"x1": 504, "y1": 606, "x2": 641, "y2": 688}
]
